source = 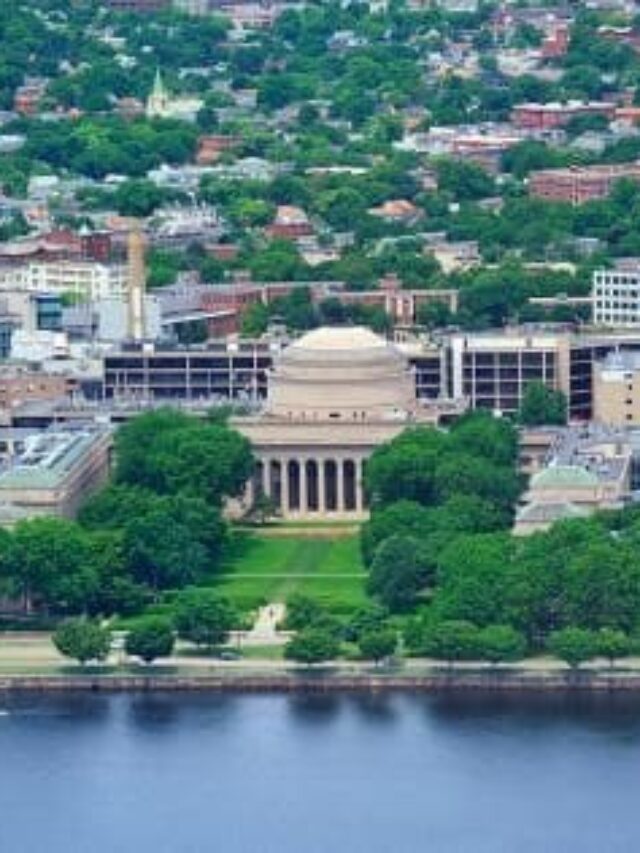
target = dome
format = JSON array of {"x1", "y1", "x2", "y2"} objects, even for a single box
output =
[
  {"x1": 290, "y1": 326, "x2": 389, "y2": 353},
  {"x1": 267, "y1": 326, "x2": 416, "y2": 420}
]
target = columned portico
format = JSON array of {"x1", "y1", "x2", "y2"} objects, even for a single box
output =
[{"x1": 254, "y1": 452, "x2": 368, "y2": 518}]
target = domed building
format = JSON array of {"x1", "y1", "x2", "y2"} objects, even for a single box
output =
[
  {"x1": 234, "y1": 326, "x2": 439, "y2": 519},
  {"x1": 266, "y1": 326, "x2": 415, "y2": 420}
]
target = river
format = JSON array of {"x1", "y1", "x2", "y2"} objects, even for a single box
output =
[{"x1": 0, "y1": 691, "x2": 638, "y2": 852}]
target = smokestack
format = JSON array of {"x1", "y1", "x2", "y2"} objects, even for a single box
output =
[{"x1": 127, "y1": 223, "x2": 146, "y2": 342}]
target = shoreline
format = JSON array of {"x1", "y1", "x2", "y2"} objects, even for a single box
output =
[{"x1": 4, "y1": 669, "x2": 640, "y2": 694}]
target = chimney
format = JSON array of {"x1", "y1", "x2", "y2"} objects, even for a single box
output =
[{"x1": 127, "y1": 224, "x2": 146, "y2": 342}]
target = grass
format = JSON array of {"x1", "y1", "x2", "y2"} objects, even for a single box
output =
[
  {"x1": 240, "y1": 645, "x2": 286, "y2": 661},
  {"x1": 210, "y1": 531, "x2": 368, "y2": 615}
]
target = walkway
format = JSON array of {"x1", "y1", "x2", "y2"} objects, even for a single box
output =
[{"x1": 238, "y1": 603, "x2": 290, "y2": 647}]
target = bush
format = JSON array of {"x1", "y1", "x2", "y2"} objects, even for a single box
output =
[
  {"x1": 477, "y1": 625, "x2": 527, "y2": 664},
  {"x1": 358, "y1": 628, "x2": 397, "y2": 663},
  {"x1": 595, "y1": 628, "x2": 630, "y2": 667},
  {"x1": 423, "y1": 620, "x2": 480, "y2": 663},
  {"x1": 283, "y1": 594, "x2": 340, "y2": 633},
  {"x1": 125, "y1": 617, "x2": 175, "y2": 664},
  {"x1": 174, "y1": 589, "x2": 236, "y2": 649},
  {"x1": 548, "y1": 627, "x2": 596, "y2": 670},
  {"x1": 284, "y1": 628, "x2": 340, "y2": 665},
  {"x1": 53, "y1": 619, "x2": 111, "y2": 666}
]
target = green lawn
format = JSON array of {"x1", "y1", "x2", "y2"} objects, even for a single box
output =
[{"x1": 211, "y1": 532, "x2": 368, "y2": 615}]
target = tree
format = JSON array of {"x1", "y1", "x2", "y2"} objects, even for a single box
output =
[
  {"x1": 115, "y1": 411, "x2": 253, "y2": 507},
  {"x1": 125, "y1": 618, "x2": 175, "y2": 664},
  {"x1": 595, "y1": 628, "x2": 630, "y2": 668},
  {"x1": 417, "y1": 301, "x2": 453, "y2": 329},
  {"x1": 114, "y1": 180, "x2": 165, "y2": 217},
  {"x1": 365, "y1": 427, "x2": 448, "y2": 507},
  {"x1": 6, "y1": 518, "x2": 100, "y2": 614},
  {"x1": 361, "y1": 500, "x2": 432, "y2": 565},
  {"x1": 174, "y1": 589, "x2": 236, "y2": 650},
  {"x1": 358, "y1": 628, "x2": 397, "y2": 664},
  {"x1": 434, "y1": 453, "x2": 520, "y2": 512},
  {"x1": 449, "y1": 411, "x2": 518, "y2": 468},
  {"x1": 149, "y1": 423, "x2": 254, "y2": 506},
  {"x1": 284, "y1": 594, "x2": 329, "y2": 631},
  {"x1": 548, "y1": 628, "x2": 596, "y2": 671},
  {"x1": 422, "y1": 620, "x2": 480, "y2": 664},
  {"x1": 367, "y1": 535, "x2": 428, "y2": 612},
  {"x1": 241, "y1": 302, "x2": 270, "y2": 337},
  {"x1": 53, "y1": 619, "x2": 111, "y2": 666},
  {"x1": 123, "y1": 508, "x2": 208, "y2": 593},
  {"x1": 476, "y1": 625, "x2": 527, "y2": 665},
  {"x1": 518, "y1": 381, "x2": 567, "y2": 426},
  {"x1": 435, "y1": 158, "x2": 495, "y2": 201},
  {"x1": 115, "y1": 408, "x2": 197, "y2": 489},
  {"x1": 284, "y1": 628, "x2": 340, "y2": 665}
]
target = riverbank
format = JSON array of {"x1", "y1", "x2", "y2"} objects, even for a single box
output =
[
  {"x1": 5, "y1": 632, "x2": 640, "y2": 693},
  {"x1": 5, "y1": 665, "x2": 640, "y2": 693}
]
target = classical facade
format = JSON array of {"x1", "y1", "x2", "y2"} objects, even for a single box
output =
[{"x1": 234, "y1": 326, "x2": 438, "y2": 519}]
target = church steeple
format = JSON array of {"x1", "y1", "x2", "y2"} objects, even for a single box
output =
[{"x1": 147, "y1": 69, "x2": 170, "y2": 117}]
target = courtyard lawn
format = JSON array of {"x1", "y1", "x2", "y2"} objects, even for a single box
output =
[{"x1": 212, "y1": 531, "x2": 369, "y2": 615}]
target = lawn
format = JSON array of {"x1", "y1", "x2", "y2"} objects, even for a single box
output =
[{"x1": 211, "y1": 531, "x2": 369, "y2": 615}]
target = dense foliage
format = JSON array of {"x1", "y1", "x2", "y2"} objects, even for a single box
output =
[{"x1": 0, "y1": 410, "x2": 253, "y2": 618}]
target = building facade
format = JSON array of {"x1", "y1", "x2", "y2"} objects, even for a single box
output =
[
  {"x1": 593, "y1": 264, "x2": 640, "y2": 327},
  {"x1": 233, "y1": 326, "x2": 437, "y2": 519},
  {"x1": 0, "y1": 261, "x2": 127, "y2": 300},
  {"x1": 0, "y1": 427, "x2": 112, "y2": 523},
  {"x1": 529, "y1": 163, "x2": 640, "y2": 205}
]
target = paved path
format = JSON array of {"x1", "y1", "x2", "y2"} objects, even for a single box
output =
[{"x1": 237, "y1": 603, "x2": 290, "y2": 647}]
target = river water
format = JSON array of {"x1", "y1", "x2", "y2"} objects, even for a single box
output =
[{"x1": 0, "y1": 690, "x2": 638, "y2": 853}]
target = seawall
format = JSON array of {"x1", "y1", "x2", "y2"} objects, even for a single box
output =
[{"x1": 3, "y1": 670, "x2": 640, "y2": 694}]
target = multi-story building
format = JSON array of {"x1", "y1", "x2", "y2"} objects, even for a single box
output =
[
  {"x1": 0, "y1": 261, "x2": 127, "y2": 301},
  {"x1": 593, "y1": 351, "x2": 640, "y2": 426},
  {"x1": 104, "y1": 339, "x2": 278, "y2": 403},
  {"x1": 512, "y1": 101, "x2": 616, "y2": 131},
  {"x1": 593, "y1": 263, "x2": 640, "y2": 327},
  {"x1": 446, "y1": 327, "x2": 640, "y2": 421},
  {"x1": 528, "y1": 163, "x2": 640, "y2": 204}
]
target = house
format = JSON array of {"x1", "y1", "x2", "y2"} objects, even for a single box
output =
[
  {"x1": 368, "y1": 199, "x2": 422, "y2": 224},
  {"x1": 264, "y1": 206, "x2": 313, "y2": 241}
]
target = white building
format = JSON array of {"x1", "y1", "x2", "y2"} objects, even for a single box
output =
[
  {"x1": 0, "y1": 261, "x2": 127, "y2": 301},
  {"x1": 593, "y1": 264, "x2": 640, "y2": 327}
]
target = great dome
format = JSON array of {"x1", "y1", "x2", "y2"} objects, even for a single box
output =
[{"x1": 266, "y1": 325, "x2": 416, "y2": 420}]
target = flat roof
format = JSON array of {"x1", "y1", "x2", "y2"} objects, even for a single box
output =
[{"x1": 0, "y1": 427, "x2": 109, "y2": 490}]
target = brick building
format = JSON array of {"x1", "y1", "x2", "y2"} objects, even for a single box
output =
[
  {"x1": 512, "y1": 101, "x2": 616, "y2": 131},
  {"x1": 528, "y1": 163, "x2": 640, "y2": 204}
]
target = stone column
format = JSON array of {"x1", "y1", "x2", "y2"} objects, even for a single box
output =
[
  {"x1": 355, "y1": 458, "x2": 364, "y2": 513},
  {"x1": 280, "y1": 457, "x2": 289, "y2": 516},
  {"x1": 245, "y1": 476, "x2": 254, "y2": 511},
  {"x1": 318, "y1": 458, "x2": 326, "y2": 514},
  {"x1": 336, "y1": 457, "x2": 345, "y2": 513},
  {"x1": 261, "y1": 457, "x2": 270, "y2": 498},
  {"x1": 299, "y1": 458, "x2": 307, "y2": 516}
]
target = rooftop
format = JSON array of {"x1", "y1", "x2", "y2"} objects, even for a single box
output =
[{"x1": 0, "y1": 427, "x2": 110, "y2": 490}]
